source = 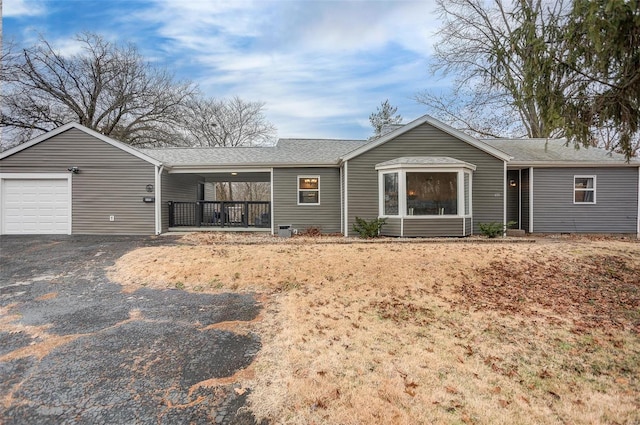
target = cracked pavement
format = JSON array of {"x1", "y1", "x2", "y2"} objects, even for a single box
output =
[{"x1": 0, "y1": 235, "x2": 266, "y2": 424}]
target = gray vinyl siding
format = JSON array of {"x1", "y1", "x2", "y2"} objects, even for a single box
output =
[
  {"x1": 380, "y1": 218, "x2": 401, "y2": 236},
  {"x1": 346, "y1": 122, "x2": 504, "y2": 236},
  {"x1": 161, "y1": 173, "x2": 200, "y2": 232},
  {"x1": 0, "y1": 128, "x2": 156, "y2": 234},
  {"x1": 273, "y1": 167, "x2": 341, "y2": 233},
  {"x1": 464, "y1": 173, "x2": 470, "y2": 215},
  {"x1": 465, "y1": 217, "x2": 472, "y2": 235},
  {"x1": 506, "y1": 170, "x2": 519, "y2": 227},
  {"x1": 532, "y1": 167, "x2": 638, "y2": 233},
  {"x1": 521, "y1": 169, "x2": 530, "y2": 232},
  {"x1": 403, "y1": 218, "x2": 463, "y2": 237}
]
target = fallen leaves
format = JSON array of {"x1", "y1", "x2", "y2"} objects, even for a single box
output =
[{"x1": 459, "y1": 254, "x2": 640, "y2": 333}]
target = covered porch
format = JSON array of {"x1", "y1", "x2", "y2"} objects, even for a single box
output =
[{"x1": 164, "y1": 169, "x2": 272, "y2": 232}]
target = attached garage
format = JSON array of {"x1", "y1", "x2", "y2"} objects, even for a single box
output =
[
  {"x1": 0, "y1": 123, "x2": 162, "y2": 235},
  {"x1": 1, "y1": 175, "x2": 71, "y2": 234}
]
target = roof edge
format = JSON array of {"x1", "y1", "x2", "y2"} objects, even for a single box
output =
[
  {"x1": 340, "y1": 114, "x2": 512, "y2": 162},
  {"x1": 0, "y1": 122, "x2": 162, "y2": 166},
  {"x1": 508, "y1": 161, "x2": 640, "y2": 168}
]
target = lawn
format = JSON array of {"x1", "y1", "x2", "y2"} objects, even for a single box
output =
[{"x1": 110, "y1": 233, "x2": 640, "y2": 425}]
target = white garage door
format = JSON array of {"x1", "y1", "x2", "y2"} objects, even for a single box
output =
[{"x1": 2, "y1": 179, "x2": 70, "y2": 234}]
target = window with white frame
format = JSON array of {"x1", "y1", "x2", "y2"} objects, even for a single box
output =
[
  {"x1": 383, "y1": 172, "x2": 399, "y2": 215},
  {"x1": 406, "y1": 172, "x2": 458, "y2": 215},
  {"x1": 574, "y1": 176, "x2": 596, "y2": 204},
  {"x1": 376, "y1": 160, "x2": 475, "y2": 218},
  {"x1": 298, "y1": 176, "x2": 320, "y2": 205}
]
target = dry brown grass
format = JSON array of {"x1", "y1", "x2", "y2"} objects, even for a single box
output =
[{"x1": 109, "y1": 234, "x2": 640, "y2": 425}]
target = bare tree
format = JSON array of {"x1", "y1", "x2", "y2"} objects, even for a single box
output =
[
  {"x1": 180, "y1": 96, "x2": 276, "y2": 147},
  {"x1": 178, "y1": 96, "x2": 276, "y2": 200},
  {"x1": 417, "y1": 0, "x2": 573, "y2": 139},
  {"x1": 1, "y1": 32, "x2": 195, "y2": 148}
]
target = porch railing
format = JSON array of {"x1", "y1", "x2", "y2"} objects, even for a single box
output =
[{"x1": 168, "y1": 201, "x2": 271, "y2": 228}]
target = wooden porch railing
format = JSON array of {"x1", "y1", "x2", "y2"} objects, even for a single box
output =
[{"x1": 168, "y1": 201, "x2": 271, "y2": 228}]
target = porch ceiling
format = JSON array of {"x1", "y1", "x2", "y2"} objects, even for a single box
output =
[{"x1": 196, "y1": 171, "x2": 271, "y2": 183}]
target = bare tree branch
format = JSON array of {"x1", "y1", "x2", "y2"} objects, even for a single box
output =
[{"x1": 1, "y1": 32, "x2": 196, "y2": 148}]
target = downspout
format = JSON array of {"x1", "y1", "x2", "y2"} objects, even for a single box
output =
[{"x1": 155, "y1": 165, "x2": 164, "y2": 235}]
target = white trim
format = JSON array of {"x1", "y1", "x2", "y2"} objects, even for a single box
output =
[
  {"x1": 503, "y1": 162, "x2": 507, "y2": 236},
  {"x1": 379, "y1": 171, "x2": 401, "y2": 218},
  {"x1": 344, "y1": 161, "x2": 349, "y2": 237},
  {"x1": 375, "y1": 161, "x2": 477, "y2": 171},
  {"x1": 270, "y1": 168, "x2": 275, "y2": 236},
  {"x1": 377, "y1": 167, "x2": 471, "y2": 220},
  {"x1": 168, "y1": 167, "x2": 273, "y2": 174},
  {"x1": 518, "y1": 169, "x2": 522, "y2": 230},
  {"x1": 0, "y1": 122, "x2": 162, "y2": 166},
  {"x1": 573, "y1": 175, "x2": 597, "y2": 204},
  {"x1": 529, "y1": 167, "x2": 534, "y2": 233},
  {"x1": 340, "y1": 164, "x2": 344, "y2": 235},
  {"x1": 508, "y1": 161, "x2": 639, "y2": 168},
  {"x1": 0, "y1": 173, "x2": 72, "y2": 235},
  {"x1": 154, "y1": 165, "x2": 163, "y2": 235},
  {"x1": 341, "y1": 114, "x2": 512, "y2": 162},
  {"x1": 167, "y1": 163, "x2": 342, "y2": 169},
  {"x1": 297, "y1": 175, "x2": 320, "y2": 205}
]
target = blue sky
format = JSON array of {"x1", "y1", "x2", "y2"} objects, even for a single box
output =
[{"x1": 3, "y1": 0, "x2": 450, "y2": 140}]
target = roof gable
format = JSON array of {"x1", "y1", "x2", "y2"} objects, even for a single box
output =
[
  {"x1": 341, "y1": 115, "x2": 512, "y2": 162},
  {"x1": 0, "y1": 123, "x2": 161, "y2": 166}
]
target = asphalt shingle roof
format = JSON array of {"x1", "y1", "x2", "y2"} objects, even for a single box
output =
[
  {"x1": 140, "y1": 138, "x2": 367, "y2": 167},
  {"x1": 139, "y1": 135, "x2": 637, "y2": 169},
  {"x1": 482, "y1": 138, "x2": 637, "y2": 164}
]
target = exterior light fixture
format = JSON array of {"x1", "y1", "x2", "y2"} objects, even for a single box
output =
[
  {"x1": 509, "y1": 179, "x2": 517, "y2": 187},
  {"x1": 231, "y1": 172, "x2": 238, "y2": 176},
  {"x1": 67, "y1": 166, "x2": 79, "y2": 174}
]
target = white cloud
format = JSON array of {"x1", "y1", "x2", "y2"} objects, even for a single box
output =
[
  {"x1": 133, "y1": 0, "x2": 439, "y2": 138},
  {"x1": 3, "y1": 0, "x2": 46, "y2": 17}
]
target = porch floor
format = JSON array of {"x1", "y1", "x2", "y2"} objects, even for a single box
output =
[{"x1": 167, "y1": 227, "x2": 271, "y2": 233}]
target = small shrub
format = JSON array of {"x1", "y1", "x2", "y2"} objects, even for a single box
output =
[
  {"x1": 352, "y1": 216, "x2": 386, "y2": 238},
  {"x1": 479, "y1": 221, "x2": 517, "y2": 238},
  {"x1": 298, "y1": 226, "x2": 322, "y2": 237}
]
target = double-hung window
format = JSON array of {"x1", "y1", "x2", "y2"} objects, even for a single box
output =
[
  {"x1": 574, "y1": 176, "x2": 596, "y2": 204},
  {"x1": 383, "y1": 173, "x2": 399, "y2": 215},
  {"x1": 298, "y1": 176, "x2": 320, "y2": 205}
]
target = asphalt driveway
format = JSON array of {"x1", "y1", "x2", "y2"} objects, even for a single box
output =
[{"x1": 0, "y1": 235, "x2": 266, "y2": 425}]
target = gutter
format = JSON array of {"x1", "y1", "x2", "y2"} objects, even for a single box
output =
[
  {"x1": 507, "y1": 161, "x2": 640, "y2": 168},
  {"x1": 166, "y1": 163, "x2": 341, "y2": 173}
]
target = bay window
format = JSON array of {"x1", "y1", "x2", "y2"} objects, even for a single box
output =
[
  {"x1": 406, "y1": 172, "x2": 458, "y2": 215},
  {"x1": 376, "y1": 158, "x2": 475, "y2": 218}
]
